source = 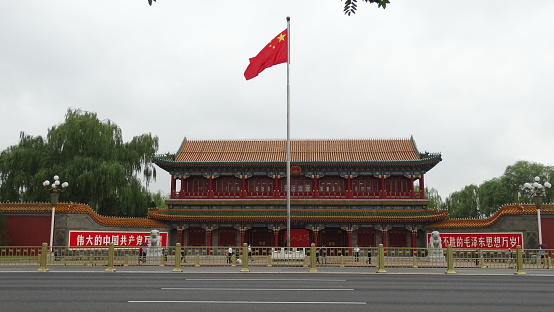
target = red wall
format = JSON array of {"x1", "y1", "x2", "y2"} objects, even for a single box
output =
[
  {"x1": 5, "y1": 216, "x2": 51, "y2": 246},
  {"x1": 541, "y1": 218, "x2": 554, "y2": 249}
]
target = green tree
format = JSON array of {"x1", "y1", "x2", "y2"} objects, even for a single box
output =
[
  {"x1": 0, "y1": 109, "x2": 159, "y2": 217},
  {"x1": 445, "y1": 184, "x2": 480, "y2": 219},
  {"x1": 501, "y1": 160, "x2": 552, "y2": 204},
  {"x1": 147, "y1": 0, "x2": 391, "y2": 15},
  {"x1": 343, "y1": 0, "x2": 390, "y2": 15},
  {"x1": 150, "y1": 190, "x2": 168, "y2": 209},
  {"x1": 444, "y1": 160, "x2": 553, "y2": 218},
  {"x1": 425, "y1": 187, "x2": 444, "y2": 210},
  {"x1": 476, "y1": 177, "x2": 509, "y2": 217}
]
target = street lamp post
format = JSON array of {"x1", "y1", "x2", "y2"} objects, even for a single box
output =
[
  {"x1": 43, "y1": 175, "x2": 69, "y2": 252},
  {"x1": 521, "y1": 176, "x2": 551, "y2": 246}
]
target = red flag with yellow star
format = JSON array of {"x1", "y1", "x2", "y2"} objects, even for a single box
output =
[{"x1": 244, "y1": 29, "x2": 288, "y2": 80}]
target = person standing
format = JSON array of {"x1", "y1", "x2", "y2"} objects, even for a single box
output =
[
  {"x1": 354, "y1": 245, "x2": 361, "y2": 262},
  {"x1": 227, "y1": 246, "x2": 233, "y2": 264},
  {"x1": 321, "y1": 245, "x2": 327, "y2": 265},
  {"x1": 507, "y1": 248, "x2": 513, "y2": 268}
]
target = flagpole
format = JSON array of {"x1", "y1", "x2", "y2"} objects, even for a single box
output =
[{"x1": 285, "y1": 16, "x2": 291, "y2": 249}]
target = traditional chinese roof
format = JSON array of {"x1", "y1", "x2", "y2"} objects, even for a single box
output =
[
  {"x1": 147, "y1": 208, "x2": 449, "y2": 223},
  {"x1": 154, "y1": 137, "x2": 441, "y2": 169},
  {"x1": 0, "y1": 203, "x2": 168, "y2": 228},
  {"x1": 431, "y1": 204, "x2": 554, "y2": 229}
]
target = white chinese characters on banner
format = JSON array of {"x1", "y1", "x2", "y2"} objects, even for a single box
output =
[
  {"x1": 427, "y1": 233, "x2": 523, "y2": 249},
  {"x1": 68, "y1": 231, "x2": 168, "y2": 249}
]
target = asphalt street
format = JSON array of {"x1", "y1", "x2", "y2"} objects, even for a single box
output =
[{"x1": 1, "y1": 270, "x2": 553, "y2": 312}]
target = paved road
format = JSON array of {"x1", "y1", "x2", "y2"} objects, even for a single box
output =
[{"x1": 1, "y1": 271, "x2": 553, "y2": 312}]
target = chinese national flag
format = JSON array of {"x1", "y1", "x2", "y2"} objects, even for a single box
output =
[{"x1": 244, "y1": 29, "x2": 287, "y2": 80}]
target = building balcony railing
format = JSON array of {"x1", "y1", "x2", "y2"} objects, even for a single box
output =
[
  {"x1": 351, "y1": 192, "x2": 381, "y2": 199},
  {"x1": 246, "y1": 191, "x2": 274, "y2": 199},
  {"x1": 171, "y1": 190, "x2": 422, "y2": 200}
]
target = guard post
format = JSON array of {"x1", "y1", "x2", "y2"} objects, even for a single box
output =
[
  {"x1": 241, "y1": 243, "x2": 250, "y2": 272},
  {"x1": 445, "y1": 245, "x2": 456, "y2": 274},
  {"x1": 309, "y1": 243, "x2": 318, "y2": 272},
  {"x1": 37, "y1": 243, "x2": 49, "y2": 272},
  {"x1": 105, "y1": 243, "x2": 116, "y2": 272},
  {"x1": 173, "y1": 243, "x2": 183, "y2": 272},
  {"x1": 514, "y1": 245, "x2": 526, "y2": 275},
  {"x1": 376, "y1": 244, "x2": 387, "y2": 273}
]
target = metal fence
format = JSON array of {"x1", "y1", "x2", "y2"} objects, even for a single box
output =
[{"x1": 1, "y1": 243, "x2": 551, "y2": 273}]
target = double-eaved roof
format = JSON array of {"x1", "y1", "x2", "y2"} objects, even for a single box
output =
[{"x1": 154, "y1": 137, "x2": 441, "y2": 168}]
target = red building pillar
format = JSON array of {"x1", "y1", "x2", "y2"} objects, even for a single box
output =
[
  {"x1": 409, "y1": 175, "x2": 416, "y2": 199},
  {"x1": 379, "y1": 175, "x2": 387, "y2": 199},
  {"x1": 241, "y1": 175, "x2": 247, "y2": 199},
  {"x1": 347, "y1": 228, "x2": 353, "y2": 256},
  {"x1": 273, "y1": 175, "x2": 280, "y2": 198},
  {"x1": 171, "y1": 176, "x2": 176, "y2": 199},
  {"x1": 381, "y1": 229, "x2": 387, "y2": 247},
  {"x1": 180, "y1": 177, "x2": 186, "y2": 199},
  {"x1": 411, "y1": 228, "x2": 418, "y2": 255},
  {"x1": 312, "y1": 227, "x2": 320, "y2": 247},
  {"x1": 419, "y1": 174, "x2": 425, "y2": 199},
  {"x1": 312, "y1": 175, "x2": 319, "y2": 199},
  {"x1": 346, "y1": 175, "x2": 353, "y2": 199},
  {"x1": 208, "y1": 175, "x2": 214, "y2": 199},
  {"x1": 240, "y1": 228, "x2": 246, "y2": 246},
  {"x1": 206, "y1": 227, "x2": 213, "y2": 255},
  {"x1": 273, "y1": 227, "x2": 280, "y2": 247},
  {"x1": 176, "y1": 226, "x2": 185, "y2": 246}
]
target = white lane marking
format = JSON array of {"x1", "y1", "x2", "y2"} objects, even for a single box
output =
[
  {"x1": 184, "y1": 278, "x2": 346, "y2": 281},
  {"x1": 161, "y1": 288, "x2": 354, "y2": 291},
  {"x1": 129, "y1": 300, "x2": 365, "y2": 305}
]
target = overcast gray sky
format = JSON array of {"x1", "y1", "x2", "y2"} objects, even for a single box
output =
[{"x1": 2, "y1": 1, "x2": 553, "y2": 200}]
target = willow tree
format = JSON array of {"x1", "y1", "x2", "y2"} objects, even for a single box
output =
[
  {"x1": 0, "y1": 109, "x2": 159, "y2": 217},
  {"x1": 425, "y1": 187, "x2": 444, "y2": 210},
  {"x1": 445, "y1": 184, "x2": 480, "y2": 219}
]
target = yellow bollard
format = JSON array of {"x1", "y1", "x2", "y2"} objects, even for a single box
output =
[
  {"x1": 123, "y1": 254, "x2": 129, "y2": 267},
  {"x1": 514, "y1": 245, "x2": 526, "y2": 275},
  {"x1": 479, "y1": 255, "x2": 486, "y2": 268},
  {"x1": 309, "y1": 243, "x2": 318, "y2": 273},
  {"x1": 445, "y1": 245, "x2": 456, "y2": 274},
  {"x1": 241, "y1": 243, "x2": 250, "y2": 272},
  {"x1": 376, "y1": 244, "x2": 387, "y2": 273},
  {"x1": 340, "y1": 255, "x2": 344, "y2": 267},
  {"x1": 412, "y1": 255, "x2": 418, "y2": 268},
  {"x1": 173, "y1": 243, "x2": 183, "y2": 272},
  {"x1": 105, "y1": 243, "x2": 116, "y2": 272},
  {"x1": 37, "y1": 243, "x2": 49, "y2": 272},
  {"x1": 88, "y1": 253, "x2": 93, "y2": 266},
  {"x1": 267, "y1": 255, "x2": 273, "y2": 267}
]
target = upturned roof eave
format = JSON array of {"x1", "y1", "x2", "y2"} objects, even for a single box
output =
[{"x1": 153, "y1": 156, "x2": 442, "y2": 166}]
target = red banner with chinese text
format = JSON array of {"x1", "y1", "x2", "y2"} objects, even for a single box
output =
[
  {"x1": 427, "y1": 232, "x2": 523, "y2": 249},
  {"x1": 68, "y1": 231, "x2": 168, "y2": 249}
]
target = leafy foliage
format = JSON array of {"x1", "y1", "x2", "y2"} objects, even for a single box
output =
[
  {"x1": 425, "y1": 187, "x2": 444, "y2": 210},
  {"x1": 444, "y1": 161, "x2": 554, "y2": 218},
  {"x1": 343, "y1": 0, "x2": 390, "y2": 16},
  {"x1": 445, "y1": 184, "x2": 480, "y2": 219},
  {"x1": 0, "y1": 109, "x2": 159, "y2": 217}
]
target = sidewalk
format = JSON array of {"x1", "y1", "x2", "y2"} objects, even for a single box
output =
[{"x1": 2, "y1": 265, "x2": 554, "y2": 276}]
